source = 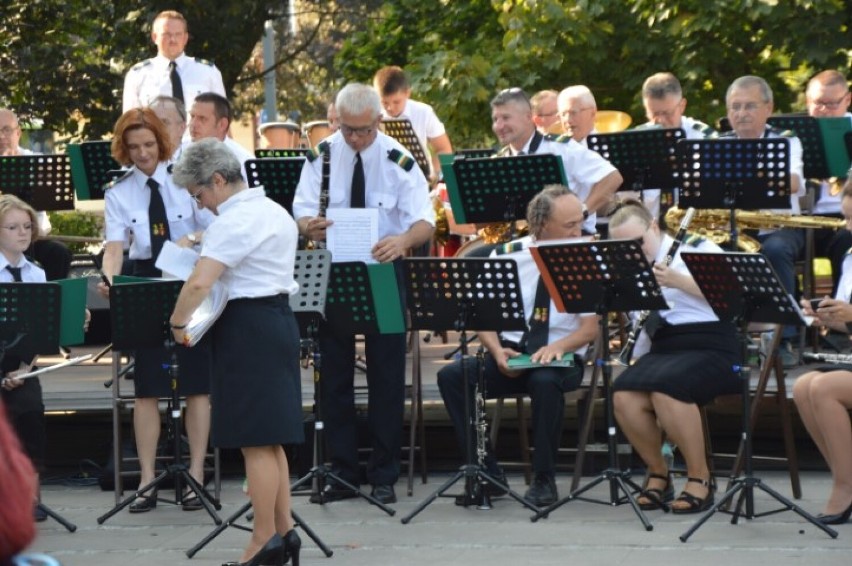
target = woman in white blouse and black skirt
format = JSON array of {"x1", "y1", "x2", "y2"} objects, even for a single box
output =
[{"x1": 169, "y1": 139, "x2": 303, "y2": 566}]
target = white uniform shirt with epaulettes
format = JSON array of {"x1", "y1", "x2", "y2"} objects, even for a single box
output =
[
  {"x1": 512, "y1": 131, "x2": 617, "y2": 233},
  {"x1": 200, "y1": 186, "x2": 300, "y2": 299},
  {"x1": 122, "y1": 53, "x2": 226, "y2": 112},
  {"x1": 812, "y1": 112, "x2": 852, "y2": 215},
  {"x1": 0, "y1": 255, "x2": 46, "y2": 283},
  {"x1": 103, "y1": 162, "x2": 214, "y2": 260},
  {"x1": 719, "y1": 125, "x2": 805, "y2": 215},
  {"x1": 385, "y1": 98, "x2": 447, "y2": 178},
  {"x1": 492, "y1": 236, "x2": 595, "y2": 357},
  {"x1": 626, "y1": 116, "x2": 717, "y2": 218},
  {"x1": 293, "y1": 131, "x2": 435, "y2": 241},
  {"x1": 223, "y1": 137, "x2": 254, "y2": 184}
]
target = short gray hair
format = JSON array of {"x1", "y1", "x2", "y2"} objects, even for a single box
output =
[
  {"x1": 336, "y1": 84, "x2": 381, "y2": 120},
  {"x1": 557, "y1": 85, "x2": 596, "y2": 110},
  {"x1": 491, "y1": 87, "x2": 531, "y2": 110},
  {"x1": 726, "y1": 75, "x2": 773, "y2": 104},
  {"x1": 642, "y1": 73, "x2": 682, "y2": 100},
  {"x1": 149, "y1": 95, "x2": 187, "y2": 124},
  {"x1": 172, "y1": 138, "x2": 243, "y2": 188},
  {"x1": 527, "y1": 185, "x2": 578, "y2": 239}
]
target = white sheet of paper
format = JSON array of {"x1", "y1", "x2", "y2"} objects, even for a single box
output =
[
  {"x1": 155, "y1": 240, "x2": 200, "y2": 281},
  {"x1": 326, "y1": 208, "x2": 379, "y2": 263}
]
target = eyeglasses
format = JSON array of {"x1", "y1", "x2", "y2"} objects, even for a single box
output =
[
  {"x1": 189, "y1": 187, "x2": 206, "y2": 203},
  {"x1": 810, "y1": 94, "x2": 850, "y2": 110},
  {"x1": 559, "y1": 107, "x2": 592, "y2": 118},
  {"x1": 2, "y1": 223, "x2": 32, "y2": 232},
  {"x1": 536, "y1": 110, "x2": 558, "y2": 118},
  {"x1": 728, "y1": 101, "x2": 767, "y2": 113},
  {"x1": 340, "y1": 124, "x2": 375, "y2": 138},
  {"x1": 0, "y1": 126, "x2": 19, "y2": 136}
]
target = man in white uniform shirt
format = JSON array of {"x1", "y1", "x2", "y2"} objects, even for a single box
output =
[
  {"x1": 490, "y1": 88, "x2": 622, "y2": 234},
  {"x1": 293, "y1": 83, "x2": 434, "y2": 505},
  {"x1": 122, "y1": 10, "x2": 226, "y2": 113},
  {"x1": 557, "y1": 85, "x2": 599, "y2": 146},
  {"x1": 806, "y1": 70, "x2": 852, "y2": 293},
  {"x1": 373, "y1": 66, "x2": 453, "y2": 182},
  {"x1": 188, "y1": 93, "x2": 252, "y2": 183},
  {"x1": 149, "y1": 95, "x2": 187, "y2": 162}
]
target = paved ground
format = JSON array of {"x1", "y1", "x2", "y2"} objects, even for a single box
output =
[{"x1": 26, "y1": 471, "x2": 851, "y2": 566}]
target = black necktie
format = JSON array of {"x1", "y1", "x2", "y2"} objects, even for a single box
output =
[
  {"x1": 147, "y1": 178, "x2": 171, "y2": 261},
  {"x1": 169, "y1": 61, "x2": 184, "y2": 105},
  {"x1": 524, "y1": 276, "x2": 550, "y2": 353},
  {"x1": 351, "y1": 152, "x2": 366, "y2": 209},
  {"x1": 6, "y1": 265, "x2": 22, "y2": 282}
]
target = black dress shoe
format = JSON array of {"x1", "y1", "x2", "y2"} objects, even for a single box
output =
[
  {"x1": 524, "y1": 472, "x2": 558, "y2": 507},
  {"x1": 309, "y1": 482, "x2": 358, "y2": 504},
  {"x1": 817, "y1": 500, "x2": 852, "y2": 525},
  {"x1": 222, "y1": 533, "x2": 284, "y2": 566},
  {"x1": 128, "y1": 491, "x2": 158, "y2": 513},
  {"x1": 370, "y1": 484, "x2": 397, "y2": 504}
]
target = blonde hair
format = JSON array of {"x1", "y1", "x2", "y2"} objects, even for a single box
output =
[
  {"x1": 0, "y1": 194, "x2": 40, "y2": 241},
  {"x1": 609, "y1": 199, "x2": 653, "y2": 231}
]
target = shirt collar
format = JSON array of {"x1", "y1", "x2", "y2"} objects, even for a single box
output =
[{"x1": 217, "y1": 186, "x2": 265, "y2": 215}]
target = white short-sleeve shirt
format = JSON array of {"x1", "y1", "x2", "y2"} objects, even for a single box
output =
[{"x1": 122, "y1": 53, "x2": 226, "y2": 112}]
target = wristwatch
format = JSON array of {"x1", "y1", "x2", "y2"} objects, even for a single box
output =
[
  {"x1": 187, "y1": 233, "x2": 198, "y2": 244},
  {"x1": 581, "y1": 203, "x2": 589, "y2": 219}
]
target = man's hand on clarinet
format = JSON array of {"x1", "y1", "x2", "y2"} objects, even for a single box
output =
[{"x1": 304, "y1": 217, "x2": 333, "y2": 242}]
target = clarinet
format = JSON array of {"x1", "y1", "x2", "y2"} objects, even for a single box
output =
[
  {"x1": 802, "y1": 352, "x2": 852, "y2": 365},
  {"x1": 617, "y1": 207, "x2": 696, "y2": 366},
  {"x1": 312, "y1": 144, "x2": 331, "y2": 250}
]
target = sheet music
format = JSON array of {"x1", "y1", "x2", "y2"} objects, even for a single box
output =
[
  {"x1": 155, "y1": 240, "x2": 200, "y2": 280},
  {"x1": 326, "y1": 208, "x2": 379, "y2": 263}
]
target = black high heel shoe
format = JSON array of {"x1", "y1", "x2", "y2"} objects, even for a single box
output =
[
  {"x1": 817, "y1": 500, "x2": 852, "y2": 525},
  {"x1": 222, "y1": 533, "x2": 284, "y2": 566},
  {"x1": 281, "y1": 529, "x2": 301, "y2": 566}
]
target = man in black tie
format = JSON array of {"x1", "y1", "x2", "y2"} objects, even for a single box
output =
[
  {"x1": 437, "y1": 185, "x2": 598, "y2": 507},
  {"x1": 293, "y1": 83, "x2": 434, "y2": 505},
  {"x1": 122, "y1": 10, "x2": 225, "y2": 113}
]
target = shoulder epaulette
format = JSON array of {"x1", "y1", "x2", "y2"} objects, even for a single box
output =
[
  {"x1": 495, "y1": 145, "x2": 512, "y2": 157},
  {"x1": 544, "y1": 133, "x2": 572, "y2": 143},
  {"x1": 195, "y1": 58, "x2": 215, "y2": 67},
  {"x1": 691, "y1": 121, "x2": 717, "y2": 138},
  {"x1": 387, "y1": 148, "x2": 414, "y2": 172},
  {"x1": 103, "y1": 168, "x2": 133, "y2": 190},
  {"x1": 130, "y1": 59, "x2": 153, "y2": 72},
  {"x1": 718, "y1": 130, "x2": 737, "y2": 138},
  {"x1": 305, "y1": 140, "x2": 330, "y2": 163},
  {"x1": 769, "y1": 127, "x2": 795, "y2": 138},
  {"x1": 683, "y1": 233, "x2": 706, "y2": 247},
  {"x1": 494, "y1": 240, "x2": 527, "y2": 255}
]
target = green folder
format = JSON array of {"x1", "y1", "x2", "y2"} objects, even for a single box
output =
[
  {"x1": 56, "y1": 278, "x2": 89, "y2": 346},
  {"x1": 439, "y1": 153, "x2": 465, "y2": 223},
  {"x1": 817, "y1": 117, "x2": 852, "y2": 178},
  {"x1": 506, "y1": 353, "x2": 574, "y2": 370},
  {"x1": 367, "y1": 263, "x2": 405, "y2": 334},
  {"x1": 326, "y1": 262, "x2": 404, "y2": 335}
]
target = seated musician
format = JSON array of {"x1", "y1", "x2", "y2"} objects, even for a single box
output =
[
  {"x1": 438, "y1": 185, "x2": 598, "y2": 507},
  {"x1": 721, "y1": 76, "x2": 804, "y2": 367},
  {"x1": 794, "y1": 179, "x2": 852, "y2": 526},
  {"x1": 609, "y1": 200, "x2": 741, "y2": 514}
]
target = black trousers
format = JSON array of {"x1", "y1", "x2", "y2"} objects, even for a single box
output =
[
  {"x1": 318, "y1": 328, "x2": 406, "y2": 486},
  {"x1": 437, "y1": 349, "x2": 583, "y2": 475}
]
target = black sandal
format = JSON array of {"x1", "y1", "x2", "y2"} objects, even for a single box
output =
[
  {"x1": 671, "y1": 476, "x2": 715, "y2": 514},
  {"x1": 638, "y1": 472, "x2": 674, "y2": 510}
]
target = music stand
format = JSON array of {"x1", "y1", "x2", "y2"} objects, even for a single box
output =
[
  {"x1": 381, "y1": 118, "x2": 430, "y2": 178},
  {"x1": 0, "y1": 282, "x2": 80, "y2": 532},
  {"x1": 67, "y1": 140, "x2": 122, "y2": 200},
  {"x1": 529, "y1": 239, "x2": 668, "y2": 531},
  {"x1": 244, "y1": 158, "x2": 303, "y2": 216},
  {"x1": 96, "y1": 280, "x2": 222, "y2": 526},
  {"x1": 677, "y1": 251, "x2": 837, "y2": 541},
  {"x1": 454, "y1": 148, "x2": 497, "y2": 159},
  {"x1": 587, "y1": 128, "x2": 684, "y2": 207},
  {"x1": 186, "y1": 251, "x2": 334, "y2": 559},
  {"x1": 254, "y1": 148, "x2": 310, "y2": 159},
  {"x1": 0, "y1": 154, "x2": 75, "y2": 211},
  {"x1": 400, "y1": 257, "x2": 538, "y2": 524},
  {"x1": 678, "y1": 137, "x2": 791, "y2": 250},
  {"x1": 767, "y1": 115, "x2": 851, "y2": 179}
]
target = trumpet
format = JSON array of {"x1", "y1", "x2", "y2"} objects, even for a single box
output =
[{"x1": 802, "y1": 352, "x2": 852, "y2": 365}]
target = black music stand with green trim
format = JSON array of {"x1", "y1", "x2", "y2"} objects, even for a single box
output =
[
  {"x1": 0, "y1": 282, "x2": 85, "y2": 532},
  {"x1": 67, "y1": 140, "x2": 122, "y2": 200},
  {"x1": 244, "y1": 157, "x2": 304, "y2": 215},
  {"x1": 400, "y1": 257, "x2": 535, "y2": 524},
  {"x1": 0, "y1": 154, "x2": 75, "y2": 211},
  {"x1": 254, "y1": 148, "x2": 310, "y2": 159},
  {"x1": 528, "y1": 239, "x2": 667, "y2": 531},
  {"x1": 587, "y1": 127, "x2": 685, "y2": 210},
  {"x1": 442, "y1": 153, "x2": 566, "y2": 228},
  {"x1": 767, "y1": 115, "x2": 851, "y2": 179},
  {"x1": 97, "y1": 279, "x2": 223, "y2": 526},
  {"x1": 455, "y1": 148, "x2": 498, "y2": 159},
  {"x1": 381, "y1": 118, "x2": 430, "y2": 178},
  {"x1": 324, "y1": 262, "x2": 405, "y2": 336}
]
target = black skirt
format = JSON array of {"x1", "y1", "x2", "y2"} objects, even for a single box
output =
[
  {"x1": 613, "y1": 321, "x2": 742, "y2": 406},
  {"x1": 210, "y1": 295, "x2": 304, "y2": 449}
]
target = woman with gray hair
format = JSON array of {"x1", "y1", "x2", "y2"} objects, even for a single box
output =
[{"x1": 169, "y1": 138, "x2": 303, "y2": 566}]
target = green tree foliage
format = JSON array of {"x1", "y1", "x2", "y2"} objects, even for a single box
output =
[
  {"x1": 0, "y1": 1, "x2": 274, "y2": 140},
  {"x1": 338, "y1": 0, "x2": 851, "y2": 147}
]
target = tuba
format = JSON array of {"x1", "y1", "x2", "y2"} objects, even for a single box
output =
[{"x1": 664, "y1": 206, "x2": 845, "y2": 252}]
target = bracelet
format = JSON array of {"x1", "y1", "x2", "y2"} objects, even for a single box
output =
[{"x1": 170, "y1": 322, "x2": 188, "y2": 330}]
